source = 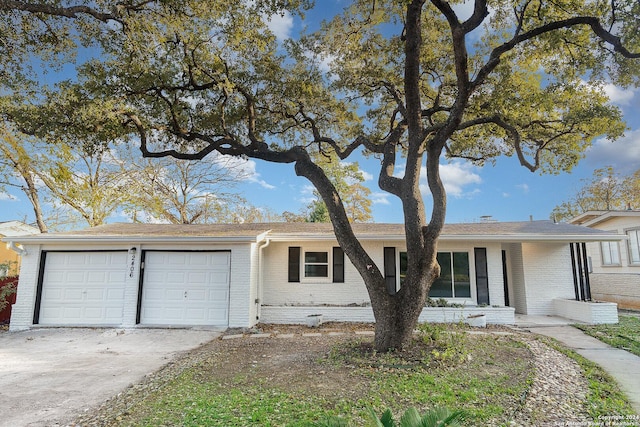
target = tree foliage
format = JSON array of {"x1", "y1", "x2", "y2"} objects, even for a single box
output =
[
  {"x1": 552, "y1": 167, "x2": 640, "y2": 221},
  {"x1": 305, "y1": 155, "x2": 372, "y2": 223},
  {"x1": 0, "y1": 0, "x2": 638, "y2": 350}
]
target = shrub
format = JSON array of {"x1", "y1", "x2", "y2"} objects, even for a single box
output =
[{"x1": 367, "y1": 407, "x2": 467, "y2": 427}]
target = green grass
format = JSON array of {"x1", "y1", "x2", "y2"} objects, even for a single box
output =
[
  {"x1": 574, "y1": 315, "x2": 640, "y2": 357},
  {"x1": 85, "y1": 324, "x2": 636, "y2": 426}
]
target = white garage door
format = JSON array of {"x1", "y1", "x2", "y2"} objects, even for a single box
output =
[
  {"x1": 38, "y1": 251, "x2": 127, "y2": 325},
  {"x1": 140, "y1": 251, "x2": 230, "y2": 326}
]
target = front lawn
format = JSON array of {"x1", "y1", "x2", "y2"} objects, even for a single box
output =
[
  {"x1": 73, "y1": 323, "x2": 635, "y2": 426},
  {"x1": 575, "y1": 315, "x2": 640, "y2": 357}
]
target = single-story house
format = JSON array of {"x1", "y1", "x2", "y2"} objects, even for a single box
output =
[
  {"x1": 4, "y1": 220, "x2": 623, "y2": 332},
  {"x1": 569, "y1": 210, "x2": 640, "y2": 310}
]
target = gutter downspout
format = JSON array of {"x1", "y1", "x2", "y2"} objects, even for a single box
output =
[{"x1": 256, "y1": 237, "x2": 271, "y2": 322}]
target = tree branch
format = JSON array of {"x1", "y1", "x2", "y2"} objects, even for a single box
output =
[{"x1": 0, "y1": 0, "x2": 129, "y2": 23}]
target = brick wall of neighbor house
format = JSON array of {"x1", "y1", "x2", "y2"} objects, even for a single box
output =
[
  {"x1": 590, "y1": 273, "x2": 640, "y2": 310},
  {"x1": 9, "y1": 244, "x2": 41, "y2": 331},
  {"x1": 588, "y1": 216, "x2": 640, "y2": 274},
  {"x1": 0, "y1": 242, "x2": 21, "y2": 276},
  {"x1": 521, "y1": 242, "x2": 575, "y2": 315},
  {"x1": 505, "y1": 243, "x2": 527, "y2": 314}
]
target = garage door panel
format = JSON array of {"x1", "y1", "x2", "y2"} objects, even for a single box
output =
[
  {"x1": 187, "y1": 289, "x2": 206, "y2": 300},
  {"x1": 140, "y1": 251, "x2": 230, "y2": 326},
  {"x1": 38, "y1": 251, "x2": 127, "y2": 326},
  {"x1": 64, "y1": 289, "x2": 84, "y2": 301}
]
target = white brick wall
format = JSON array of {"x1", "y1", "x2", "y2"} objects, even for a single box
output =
[
  {"x1": 521, "y1": 242, "x2": 575, "y2": 315},
  {"x1": 260, "y1": 240, "x2": 510, "y2": 312},
  {"x1": 9, "y1": 244, "x2": 41, "y2": 331},
  {"x1": 261, "y1": 241, "x2": 372, "y2": 307},
  {"x1": 505, "y1": 243, "x2": 527, "y2": 314},
  {"x1": 122, "y1": 246, "x2": 141, "y2": 327},
  {"x1": 260, "y1": 306, "x2": 515, "y2": 325},
  {"x1": 552, "y1": 298, "x2": 618, "y2": 324}
]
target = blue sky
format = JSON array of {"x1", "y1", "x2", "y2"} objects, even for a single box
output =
[{"x1": 1, "y1": 1, "x2": 639, "y2": 226}]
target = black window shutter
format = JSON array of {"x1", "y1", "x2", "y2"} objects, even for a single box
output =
[
  {"x1": 288, "y1": 247, "x2": 301, "y2": 282},
  {"x1": 332, "y1": 247, "x2": 345, "y2": 283},
  {"x1": 474, "y1": 247, "x2": 490, "y2": 305},
  {"x1": 383, "y1": 247, "x2": 397, "y2": 295}
]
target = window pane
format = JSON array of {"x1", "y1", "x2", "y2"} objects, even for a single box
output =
[
  {"x1": 304, "y1": 251, "x2": 329, "y2": 278},
  {"x1": 305, "y1": 264, "x2": 328, "y2": 277},
  {"x1": 629, "y1": 230, "x2": 640, "y2": 264},
  {"x1": 305, "y1": 252, "x2": 328, "y2": 263},
  {"x1": 430, "y1": 252, "x2": 452, "y2": 297},
  {"x1": 453, "y1": 252, "x2": 471, "y2": 298},
  {"x1": 601, "y1": 242, "x2": 612, "y2": 265},
  {"x1": 601, "y1": 241, "x2": 620, "y2": 265}
]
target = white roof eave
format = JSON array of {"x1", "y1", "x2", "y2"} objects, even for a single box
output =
[
  {"x1": 265, "y1": 232, "x2": 626, "y2": 242},
  {"x1": 0, "y1": 235, "x2": 265, "y2": 245}
]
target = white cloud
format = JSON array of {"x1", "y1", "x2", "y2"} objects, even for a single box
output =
[
  {"x1": 263, "y1": 10, "x2": 293, "y2": 41},
  {"x1": 393, "y1": 161, "x2": 482, "y2": 198},
  {"x1": 359, "y1": 169, "x2": 374, "y2": 182},
  {"x1": 220, "y1": 156, "x2": 276, "y2": 190},
  {"x1": 371, "y1": 192, "x2": 392, "y2": 205},
  {"x1": 603, "y1": 84, "x2": 636, "y2": 106},
  {"x1": 0, "y1": 192, "x2": 18, "y2": 201},
  {"x1": 586, "y1": 129, "x2": 640, "y2": 171},
  {"x1": 579, "y1": 80, "x2": 636, "y2": 106},
  {"x1": 516, "y1": 183, "x2": 530, "y2": 194},
  {"x1": 432, "y1": 162, "x2": 482, "y2": 198},
  {"x1": 298, "y1": 184, "x2": 317, "y2": 204}
]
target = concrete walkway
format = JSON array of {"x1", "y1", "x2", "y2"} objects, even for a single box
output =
[{"x1": 516, "y1": 315, "x2": 640, "y2": 414}]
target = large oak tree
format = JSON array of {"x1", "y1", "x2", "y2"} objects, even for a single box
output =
[{"x1": 1, "y1": 0, "x2": 639, "y2": 350}]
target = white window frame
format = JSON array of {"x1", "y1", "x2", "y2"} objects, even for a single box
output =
[
  {"x1": 303, "y1": 250, "x2": 330, "y2": 279},
  {"x1": 626, "y1": 228, "x2": 640, "y2": 266},
  {"x1": 600, "y1": 241, "x2": 621, "y2": 266}
]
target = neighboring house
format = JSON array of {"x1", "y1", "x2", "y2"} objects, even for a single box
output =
[
  {"x1": 4, "y1": 220, "x2": 622, "y2": 332},
  {"x1": 0, "y1": 221, "x2": 40, "y2": 277},
  {"x1": 569, "y1": 210, "x2": 640, "y2": 310}
]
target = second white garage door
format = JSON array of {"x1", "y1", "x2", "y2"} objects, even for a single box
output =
[{"x1": 139, "y1": 251, "x2": 230, "y2": 326}]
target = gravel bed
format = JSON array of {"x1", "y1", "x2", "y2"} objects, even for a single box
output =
[{"x1": 509, "y1": 336, "x2": 591, "y2": 426}]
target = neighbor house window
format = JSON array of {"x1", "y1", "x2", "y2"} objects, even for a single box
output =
[
  {"x1": 600, "y1": 241, "x2": 621, "y2": 266},
  {"x1": 394, "y1": 250, "x2": 471, "y2": 298},
  {"x1": 288, "y1": 246, "x2": 345, "y2": 282},
  {"x1": 628, "y1": 229, "x2": 640, "y2": 265}
]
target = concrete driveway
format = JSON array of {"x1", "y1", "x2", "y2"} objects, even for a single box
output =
[{"x1": 0, "y1": 327, "x2": 221, "y2": 427}]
